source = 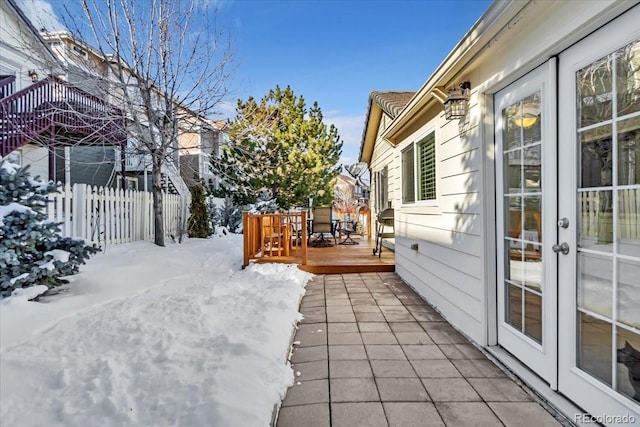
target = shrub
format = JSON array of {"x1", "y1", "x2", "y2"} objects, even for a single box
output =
[
  {"x1": 187, "y1": 184, "x2": 212, "y2": 238},
  {"x1": 0, "y1": 160, "x2": 99, "y2": 298}
]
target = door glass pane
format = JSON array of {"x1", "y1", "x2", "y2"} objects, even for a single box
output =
[
  {"x1": 577, "y1": 57, "x2": 612, "y2": 128},
  {"x1": 578, "y1": 312, "x2": 613, "y2": 387},
  {"x1": 506, "y1": 240, "x2": 523, "y2": 284},
  {"x1": 578, "y1": 190, "x2": 613, "y2": 251},
  {"x1": 505, "y1": 152, "x2": 522, "y2": 192},
  {"x1": 578, "y1": 252, "x2": 613, "y2": 318},
  {"x1": 506, "y1": 283, "x2": 523, "y2": 331},
  {"x1": 523, "y1": 196, "x2": 542, "y2": 246},
  {"x1": 523, "y1": 145, "x2": 541, "y2": 191},
  {"x1": 505, "y1": 196, "x2": 521, "y2": 237},
  {"x1": 616, "y1": 40, "x2": 640, "y2": 117},
  {"x1": 616, "y1": 328, "x2": 640, "y2": 403},
  {"x1": 580, "y1": 125, "x2": 612, "y2": 188},
  {"x1": 617, "y1": 259, "x2": 640, "y2": 329},
  {"x1": 575, "y1": 39, "x2": 640, "y2": 402},
  {"x1": 617, "y1": 189, "x2": 640, "y2": 257},
  {"x1": 617, "y1": 118, "x2": 640, "y2": 186},
  {"x1": 524, "y1": 290, "x2": 542, "y2": 343},
  {"x1": 616, "y1": 117, "x2": 640, "y2": 258},
  {"x1": 504, "y1": 106, "x2": 522, "y2": 150},
  {"x1": 524, "y1": 245, "x2": 542, "y2": 291},
  {"x1": 502, "y1": 90, "x2": 543, "y2": 344}
]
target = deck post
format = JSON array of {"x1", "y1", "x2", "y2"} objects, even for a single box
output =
[
  {"x1": 301, "y1": 211, "x2": 308, "y2": 265},
  {"x1": 242, "y1": 211, "x2": 249, "y2": 268}
]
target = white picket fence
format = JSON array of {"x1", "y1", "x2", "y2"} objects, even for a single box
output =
[{"x1": 47, "y1": 184, "x2": 189, "y2": 245}]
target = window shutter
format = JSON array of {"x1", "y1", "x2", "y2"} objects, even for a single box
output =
[
  {"x1": 402, "y1": 146, "x2": 415, "y2": 203},
  {"x1": 418, "y1": 134, "x2": 436, "y2": 200}
]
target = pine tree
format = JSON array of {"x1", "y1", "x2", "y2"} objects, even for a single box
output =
[
  {"x1": 0, "y1": 160, "x2": 99, "y2": 298},
  {"x1": 187, "y1": 184, "x2": 212, "y2": 238},
  {"x1": 212, "y1": 85, "x2": 343, "y2": 211}
]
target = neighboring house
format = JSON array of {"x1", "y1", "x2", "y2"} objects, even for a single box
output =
[
  {"x1": 179, "y1": 119, "x2": 229, "y2": 189},
  {"x1": 40, "y1": 29, "x2": 188, "y2": 195},
  {"x1": 333, "y1": 173, "x2": 370, "y2": 235},
  {"x1": 360, "y1": 1, "x2": 639, "y2": 424},
  {"x1": 0, "y1": 0, "x2": 116, "y2": 184},
  {"x1": 333, "y1": 174, "x2": 358, "y2": 215}
]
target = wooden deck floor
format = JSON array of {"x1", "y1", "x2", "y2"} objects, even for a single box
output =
[{"x1": 299, "y1": 234, "x2": 395, "y2": 274}]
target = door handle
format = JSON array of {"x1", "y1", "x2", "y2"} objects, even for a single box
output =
[{"x1": 552, "y1": 242, "x2": 570, "y2": 255}]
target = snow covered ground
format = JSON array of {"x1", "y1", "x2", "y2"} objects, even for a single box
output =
[{"x1": 0, "y1": 233, "x2": 312, "y2": 427}]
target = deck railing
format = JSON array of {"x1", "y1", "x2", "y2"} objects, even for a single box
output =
[
  {"x1": 1, "y1": 76, "x2": 126, "y2": 156},
  {"x1": 0, "y1": 75, "x2": 16, "y2": 100},
  {"x1": 243, "y1": 211, "x2": 308, "y2": 268}
]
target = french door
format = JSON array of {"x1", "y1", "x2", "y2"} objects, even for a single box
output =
[
  {"x1": 495, "y1": 62, "x2": 558, "y2": 385},
  {"x1": 557, "y1": 6, "x2": 640, "y2": 422}
]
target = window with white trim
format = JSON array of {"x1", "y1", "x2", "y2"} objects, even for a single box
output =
[
  {"x1": 374, "y1": 166, "x2": 388, "y2": 212},
  {"x1": 402, "y1": 132, "x2": 436, "y2": 204}
]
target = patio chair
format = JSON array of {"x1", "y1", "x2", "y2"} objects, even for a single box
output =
[
  {"x1": 337, "y1": 217, "x2": 359, "y2": 245},
  {"x1": 310, "y1": 206, "x2": 336, "y2": 247}
]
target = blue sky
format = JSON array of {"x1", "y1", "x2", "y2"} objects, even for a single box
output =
[
  {"x1": 18, "y1": 0, "x2": 492, "y2": 167},
  {"x1": 219, "y1": 0, "x2": 492, "y2": 166}
]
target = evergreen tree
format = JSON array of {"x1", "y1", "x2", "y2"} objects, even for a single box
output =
[
  {"x1": 187, "y1": 184, "x2": 212, "y2": 238},
  {"x1": 212, "y1": 85, "x2": 343, "y2": 211},
  {"x1": 208, "y1": 196, "x2": 244, "y2": 233},
  {"x1": 0, "y1": 160, "x2": 99, "y2": 298}
]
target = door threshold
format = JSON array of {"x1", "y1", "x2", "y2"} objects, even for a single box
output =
[{"x1": 486, "y1": 346, "x2": 591, "y2": 427}]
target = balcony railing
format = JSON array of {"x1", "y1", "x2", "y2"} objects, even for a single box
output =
[
  {"x1": 1, "y1": 76, "x2": 126, "y2": 156},
  {"x1": 114, "y1": 149, "x2": 152, "y2": 172}
]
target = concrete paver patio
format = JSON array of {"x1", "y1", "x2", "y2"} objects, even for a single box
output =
[{"x1": 276, "y1": 272, "x2": 565, "y2": 427}]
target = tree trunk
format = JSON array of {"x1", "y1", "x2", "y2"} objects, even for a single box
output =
[{"x1": 152, "y1": 160, "x2": 165, "y2": 246}]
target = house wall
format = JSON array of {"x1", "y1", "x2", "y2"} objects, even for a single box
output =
[
  {"x1": 179, "y1": 132, "x2": 201, "y2": 153},
  {"x1": 369, "y1": 114, "x2": 395, "y2": 220},
  {"x1": 20, "y1": 144, "x2": 48, "y2": 180},
  {"x1": 0, "y1": 1, "x2": 56, "y2": 93},
  {"x1": 180, "y1": 154, "x2": 200, "y2": 188},
  {"x1": 382, "y1": 1, "x2": 637, "y2": 347},
  {"x1": 53, "y1": 146, "x2": 115, "y2": 187},
  {"x1": 390, "y1": 99, "x2": 485, "y2": 344}
]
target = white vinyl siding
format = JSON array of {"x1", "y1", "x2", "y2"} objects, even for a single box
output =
[{"x1": 390, "y1": 109, "x2": 485, "y2": 344}]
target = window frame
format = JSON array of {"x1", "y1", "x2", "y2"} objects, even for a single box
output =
[
  {"x1": 401, "y1": 130, "x2": 438, "y2": 207},
  {"x1": 374, "y1": 165, "x2": 389, "y2": 213}
]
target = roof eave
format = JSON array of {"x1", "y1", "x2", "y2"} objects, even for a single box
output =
[
  {"x1": 7, "y1": 0, "x2": 65, "y2": 74},
  {"x1": 383, "y1": 0, "x2": 525, "y2": 143},
  {"x1": 359, "y1": 101, "x2": 383, "y2": 165}
]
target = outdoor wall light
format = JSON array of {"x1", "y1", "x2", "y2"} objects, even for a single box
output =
[
  {"x1": 28, "y1": 70, "x2": 38, "y2": 82},
  {"x1": 443, "y1": 82, "x2": 471, "y2": 120}
]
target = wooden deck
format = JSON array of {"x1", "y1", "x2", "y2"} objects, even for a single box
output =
[
  {"x1": 299, "y1": 234, "x2": 395, "y2": 274},
  {"x1": 242, "y1": 212, "x2": 394, "y2": 274}
]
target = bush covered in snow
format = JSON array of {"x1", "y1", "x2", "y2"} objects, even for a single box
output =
[{"x1": 0, "y1": 160, "x2": 99, "y2": 298}]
